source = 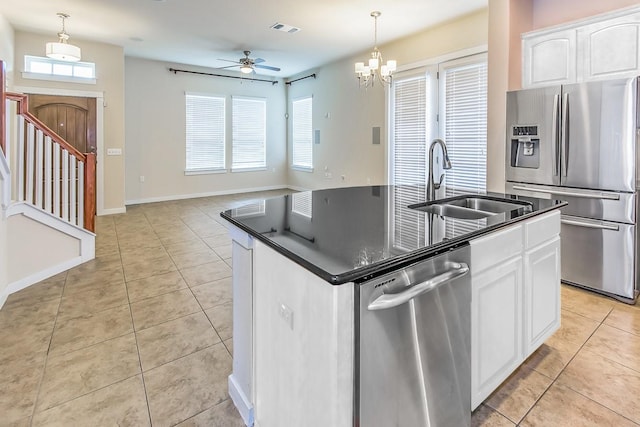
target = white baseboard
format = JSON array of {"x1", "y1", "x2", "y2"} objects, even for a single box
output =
[
  {"x1": 98, "y1": 207, "x2": 127, "y2": 216},
  {"x1": 228, "y1": 374, "x2": 254, "y2": 427},
  {"x1": 286, "y1": 185, "x2": 310, "y2": 192},
  {"x1": 0, "y1": 291, "x2": 7, "y2": 310},
  {"x1": 6, "y1": 256, "x2": 86, "y2": 296},
  {"x1": 125, "y1": 184, "x2": 290, "y2": 206}
]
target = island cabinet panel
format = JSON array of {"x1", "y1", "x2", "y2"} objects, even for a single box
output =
[
  {"x1": 524, "y1": 237, "x2": 561, "y2": 357},
  {"x1": 470, "y1": 210, "x2": 561, "y2": 409},
  {"x1": 471, "y1": 256, "x2": 523, "y2": 410},
  {"x1": 252, "y1": 240, "x2": 354, "y2": 427}
]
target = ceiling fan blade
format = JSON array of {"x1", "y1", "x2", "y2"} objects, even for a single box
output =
[
  {"x1": 217, "y1": 58, "x2": 242, "y2": 64},
  {"x1": 217, "y1": 65, "x2": 240, "y2": 69},
  {"x1": 254, "y1": 64, "x2": 281, "y2": 72},
  {"x1": 253, "y1": 58, "x2": 265, "y2": 64}
]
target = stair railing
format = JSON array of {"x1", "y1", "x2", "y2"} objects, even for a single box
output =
[{"x1": 3, "y1": 92, "x2": 96, "y2": 232}]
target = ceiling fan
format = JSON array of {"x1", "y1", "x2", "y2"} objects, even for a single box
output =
[{"x1": 217, "y1": 50, "x2": 281, "y2": 74}]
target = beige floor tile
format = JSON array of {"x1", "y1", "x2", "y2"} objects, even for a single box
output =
[
  {"x1": 205, "y1": 301, "x2": 232, "y2": 340},
  {"x1": 187, "y1": 222, "x2": 228, "y2": 239},
  {"x1": 191, "y1": 278, "x2": 232, "y2": 310},
  {"x1": 203, "y1": 234, "x2": 232, "y2": 249},
  {"x1": 561, "y1": 285, "x2": 616, "y2": 322},
  {"x1": 49, "y1": 304, "x2": 133, "y2": 356},
  {"x1": 211, "y1": 244, "x2": 232, "y2": 260},
  {"x1": 164, "y1": 239, "x2": 211, "y2": 257},
  {"x1": 472, "y1": 404, "x2": 515, "y2": 427},
  {"x1": 170, "y1": 248, "x2": 222, "y2": 270},
  {"x1": 175, "y1": 399, "x2": 245, "y2": 427},
  {"x1": 65, "y1": 253, "x2": 122, "y2": 278},
  {"x1": 120, "y1": 244, "x2": 167, "y2": 265},
  {"x1": 1, "y1": 417, "x2": 32, "y2": 427},
  {"x1": 223, "y1": 338, "x2": 233, "y2": 357},
  {"x1": 122, "y1": 253, "x2": 177, "y2": 282},
  {"x1": 584, "y1": 324, "x2": 640, "y2": 372},
  {"x1": 557, "y1": 349, "x2": 640, "y2": 423},
  {"x1": 57, "y1": 281, "x2": 129, "y2": 321},
  {"x1": 144, "y1": 344, "x2": 232, "y2": 427},
  {"x1": 137, "y1": 312, "x2": 220, "y2": 371},
  {"x1": 126, "y1": 270, "x2": 188, "y2": 302},
  {"x1": 130, "y1": 288, "x2": 201, "y2": 331},
  {"x1": 31, "y1": 375, "x2": 150, "y2": 427},
  {"x1": 64, "y1": 266, "x2": 125, "y2": 296},
  {"x1": 117, "y1": 236, "x2": 162, "y2": 252},
  {"x1": 4, "y1": 274, "x2": 65, "y2": 308},
  {"x1": 0, "y1": 297, "x2": 59, "y2": 331},
  {"x1": 0, "y1": 352, "x2": 46, "y2": 424},
  {"x1": 521, "y1": 383, "x2": 637, "y2": 427},
  {"x1": 485, "y1": 365, "x2": 553, "y2": 424},
  {"x1": 181, "y1": 261, "x2": 232, "y2": 287},
  {"x1": 37, "y1": 333, "x2": 140, "y2": 411},
  {"x1": 523, "y1": 309, "x2": 599, "y2": 378},
  {"x1": 604, "y1": 302, "x2": 640, "y2": 336}
]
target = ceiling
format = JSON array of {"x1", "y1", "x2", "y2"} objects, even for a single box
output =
[{"x1": 0, "y1": 0, "x2": 487, "y2": 78}]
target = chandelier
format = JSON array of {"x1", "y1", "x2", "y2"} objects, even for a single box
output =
[
  {"x1": 46, "y1": 13, "x2": 81, "y2": 62},
  {"x1": 354, "y1": 11, "x2": 396, "y2": 87}
]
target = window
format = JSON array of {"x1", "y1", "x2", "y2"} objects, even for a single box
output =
[
  {"x1": 23, "y1": 55, "x2": 96, "y2": 84},
  {"x1": 441, "y1": 58, "x2": 488, "y2": 196},
  {"x1": 291, "y1": 192, "x2": 312, "y2": 218},
  {"x1": 232, "y1": 97, "x2": 266, "y2": 171},
  {"x1": 185, "y1": 94, "x2": 225, "y2": 173},
  {"x1": 292, "y1": 96, "x2": 313, "y2": 170}
]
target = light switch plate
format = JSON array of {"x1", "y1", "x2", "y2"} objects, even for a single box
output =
[{"x1": 107, "y1": 148, "x2": 122, "y2": 156}]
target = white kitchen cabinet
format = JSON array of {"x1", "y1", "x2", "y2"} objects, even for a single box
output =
[
  {"x1": 470, "y1": 210, "x2": 560, "y2": 409},
  {"x1": 522, "y1": 6, "x2": 640, "y2": 87},
  {"x1": 577, "y1": 11, "x2": 640, "y2": 81},
  {"x1": 523, "y1": 29, "x2": 577, "y2": 87},
  {"x1": 524, "y1": 237, "x2": 561, "y2": 356}
]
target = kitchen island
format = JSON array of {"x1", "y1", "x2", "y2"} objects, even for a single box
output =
[{"x1": 220, "y1": 185, "x2": 565, "y2": 427}]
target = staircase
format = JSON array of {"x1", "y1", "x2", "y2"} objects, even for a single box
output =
[{"x1": 0, "y1": 60, "x2": 96, "y2": 307}]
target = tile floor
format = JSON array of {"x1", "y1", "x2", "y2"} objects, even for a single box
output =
[{"x1": 1, "y1": 189, "x2": 639, "y2": 426}]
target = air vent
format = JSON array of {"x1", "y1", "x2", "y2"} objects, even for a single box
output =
[{"x1": 270, "y1": 22, "x2": 301, "y2": 34}]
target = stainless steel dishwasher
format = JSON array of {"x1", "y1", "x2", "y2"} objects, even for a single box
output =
[{"x1": 357, "y1": 244, "x2": 471, "y2": 427}]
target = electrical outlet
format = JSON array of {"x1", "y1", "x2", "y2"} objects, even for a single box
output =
[
  {"x1": 324, "y1": 172, "x2": 332, "y2": 179},
  {"x1": 341, "y1": 175, "x2": 346, "y2": 181},
  {"x1": 278, "y1": 303, "x2": 294, "y2": 330},
  {"x1": 139, "y1": 176, "x2": 145, "y2": 183}
]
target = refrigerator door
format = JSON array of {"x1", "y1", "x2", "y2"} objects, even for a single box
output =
[
  {"x1": 561, "y1": 78, "x2": 637, "y2": 192},
  {"x1": 561, "y1": 215, "x2": 636, "y2": 301},
  {"x1": 506, "y1": 86, "x2": 561, "y2": 186}
]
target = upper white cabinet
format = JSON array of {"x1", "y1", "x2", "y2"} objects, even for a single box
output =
[
  {"x1": 523, "y1": 7, "x2": 640, "y2": 87},
  {"x1": 523, "y1": 29, "x2": 577, "y2": 87}
]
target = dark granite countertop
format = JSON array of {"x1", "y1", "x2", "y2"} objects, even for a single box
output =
[{"x1": 220, "y1": 185, "x2": 566, "y2": 285}]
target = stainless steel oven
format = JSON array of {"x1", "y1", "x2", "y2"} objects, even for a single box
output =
[{"x1": 356, "y1": 245, "x2": 471, "y2": 427}]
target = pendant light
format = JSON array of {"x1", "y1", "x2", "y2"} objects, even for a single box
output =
[
  {"x1": 46, "y1": 13, "x2": 81, "y2": 62},
  {"x1": 354, "y1": 11, "x2": 396, "y2": 88}
]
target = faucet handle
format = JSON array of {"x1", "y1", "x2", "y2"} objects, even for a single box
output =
[{"x1": 434, "y1": 173, "x2": 445, "y2": 190}]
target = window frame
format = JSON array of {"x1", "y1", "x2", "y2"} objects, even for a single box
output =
[
  {"x1": 184, "y1": 92, "x2": 227, "y2": 175},
  {"x1": 291, "y1": 95, "x2": 313, "y2": 172},
  {"x1": 231, "y1": 96, "x2": 267, "y2": 172},
  {"x1": 23, "y1": 55, "x2": 96, "y2": 84}
]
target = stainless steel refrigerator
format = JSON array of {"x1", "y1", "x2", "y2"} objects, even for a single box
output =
[{"x1": 505, "y1": 77, "x2": 639, "y2": 302}]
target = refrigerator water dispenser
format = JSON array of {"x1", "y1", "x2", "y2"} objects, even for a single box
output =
[{"x1": 510, "y1": 125, "x2": 540, "y2": 168}]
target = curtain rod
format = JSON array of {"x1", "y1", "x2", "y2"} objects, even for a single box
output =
[
  {"x1": 285, "y1": 73, "x2": 316, "y2": 86},
  {"x1": 169, "y1": 68, "x2": 279, "y2": 85}
]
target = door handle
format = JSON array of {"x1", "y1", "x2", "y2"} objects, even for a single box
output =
[
  {"x1": 561, "y1": 93, "x2": 569, "y2": 177},
  {"x1": 552, "y1": 94, "x2": 560, "y2": 177},
  {"x1": 561, "y1": 216, "x2": 619, "y2": 231},
  {"x1": 511, "y1": 185, "x2": 620, "y2": 200},
  {"x1": 367, "y1": 262, "x2": 469, "y2": 311}
]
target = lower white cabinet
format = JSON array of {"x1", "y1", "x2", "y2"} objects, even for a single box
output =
[{"x1": 470, "y1": 211, "x2": 561, "y2": 409}]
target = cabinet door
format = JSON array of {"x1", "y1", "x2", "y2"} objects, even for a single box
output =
[
  {"x1": 524, "y1": 237, "x2": 561, "y2": 357},
  {"x1": 578, "y1": 12, "x2": 640, "y2": 81},
  {"x1": 523, "y1": 29, "x2": 576, "y2": 88},
  {"x1": 471, "y1": 256, "x2": 523, "y2": 410}
]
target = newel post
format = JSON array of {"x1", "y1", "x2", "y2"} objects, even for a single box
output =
[{"x1": 83, "y1": 152, "x2": 96, "y2": 232}]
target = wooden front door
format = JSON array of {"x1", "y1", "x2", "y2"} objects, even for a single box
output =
[{"x1": 27, "y1": 94, "x2": 97, "y2": 154}]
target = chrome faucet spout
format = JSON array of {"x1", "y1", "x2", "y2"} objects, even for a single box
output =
[{"x1": 427, "y1": 138, "x2": 452, "y2": 200}]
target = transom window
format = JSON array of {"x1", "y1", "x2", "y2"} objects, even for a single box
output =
[{"x1": 23, "y1": 55, "x2": 96, "y2": 84}]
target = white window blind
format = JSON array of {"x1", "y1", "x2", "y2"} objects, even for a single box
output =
[
  {"x1": 232, "y1": 97, "x2": 266, "y2": 170},
  {"x1": 291, "y1": 192, "x2": 312, "y2": 218},
  {"x1": 292, "y1": 96, "x2": 313, "y2": 169},
  {"x1": 442, "y1": 60, "x2": 488, "y2": 196},
  {"x1": 185, "y1": 94, "x2": 225, "y2": 172}
]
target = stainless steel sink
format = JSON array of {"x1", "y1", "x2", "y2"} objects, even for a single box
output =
[{"x1": 408, "y1": 195, "x2": 533, "y2": 220}]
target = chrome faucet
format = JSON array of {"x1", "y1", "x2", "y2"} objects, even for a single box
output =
[{"x1": 427, "y1": 138, "x2": 452, "y2": 200}]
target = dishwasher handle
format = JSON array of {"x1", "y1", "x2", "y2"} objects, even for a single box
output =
[{"x1": 367, "y1": 262, "x2": 469, "y2": 311}]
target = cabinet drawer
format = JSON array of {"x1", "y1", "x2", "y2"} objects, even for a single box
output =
[
  {"x1": 471, "y1": 224, "x2": 522, "y2": 273},
  {"x1": 525, "y1": 211, "x2": 560, "y2": 249}
]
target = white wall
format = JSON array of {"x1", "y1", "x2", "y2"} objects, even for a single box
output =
[
  {"x1": 0, "y1": 13, "x2": 14, "y2": 85},
  {"x1": 124, "y1": 57, "x2": 288, "y2": 204},
  {"x1": 287, "y1": 9, "x2": 489, "y2": 191},
  {"x1": 12, "y1": 31, "x2": 126, "y2": 213}
]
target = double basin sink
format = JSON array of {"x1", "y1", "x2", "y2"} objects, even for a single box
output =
[{"x1": 409, "y1": 195, "x2": 533, "y2": 220}]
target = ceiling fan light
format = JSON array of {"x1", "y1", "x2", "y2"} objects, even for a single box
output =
[
  {"x1": 240, "y1": 64, "x2": 253, "y2": 74},
  {"x1": 46, "y1": 42, "x2": 81, "y2": 62}
]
